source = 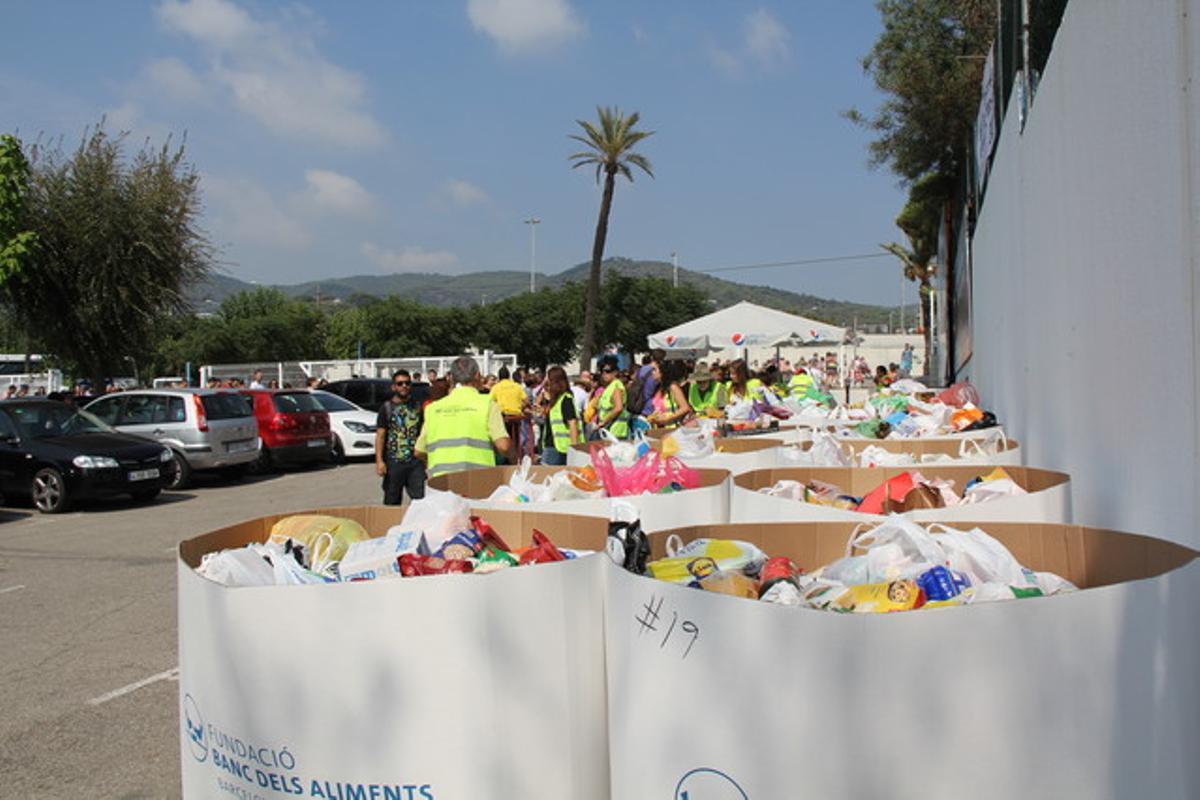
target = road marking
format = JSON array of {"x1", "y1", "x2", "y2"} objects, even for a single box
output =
[
  {"x1": 0, "y1": 584, "x2": 25, "y2": 595},
  {"x1": 164, "y1": 546, "x2": 179, "y2": 553},
  {"x1": 87, "y1": 666, "x2": 179, "y2": 706}
]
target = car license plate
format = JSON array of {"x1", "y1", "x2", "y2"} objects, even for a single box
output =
[
  {"x1": 227, "y1": 440, "x2": 255, "y2": 453},
  {"x1": 128, "y1": 468, "x2": 160, "y2": 481},
  {"x1": 307, "y1": 439, "x2": 327, "y2": 448}
]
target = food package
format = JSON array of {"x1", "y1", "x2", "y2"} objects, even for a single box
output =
[
  {"x1": 804, "y1": 480, "x2": 859, "y2": 510},
  {"x1": 338, "y1": 530, "x2": 431, "y2": 581},
  {"x1": 517, "y1": 530, "x2": 568, "y2": 565},
  {"x1": 268, "y1": 515, "x2": 370, "y2": 567},
  {"x1": 856, "y1": 472, "x2": 919, "y2": 515},
  {"x1": 824, "y1": 579, "x2": 927, "y2": 614},
  {"x1": 647, "y1": 538, "x2": 768, "y2": 585},
  {"x1": 699, "y1": 570, "x2": 760, "y2": 599},
  {"x1": 398, "y1": 553, "x2": 474, "y2": 577},
  {"x1": 473, "y1": 546, "x2": 518, "y2": 574},
  {"x1": 951, "y1": 406, "x2": 985, "y2": 431}
]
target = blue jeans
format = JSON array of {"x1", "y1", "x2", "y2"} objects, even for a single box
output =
[{"x1": 541, "y1": 448, "x2": 566, "y2": 466}]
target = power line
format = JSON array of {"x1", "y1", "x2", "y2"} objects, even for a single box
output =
[{"x1": 693, "y1": 252, "x2": 893, "y2": 274}]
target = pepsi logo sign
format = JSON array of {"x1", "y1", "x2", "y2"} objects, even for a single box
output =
[
  {"x1": 665, "y1": 335, "x2": 677, "y2": 346},
  {"x1": 730, "y1": 332, "x2": 746, "y2": 346}
]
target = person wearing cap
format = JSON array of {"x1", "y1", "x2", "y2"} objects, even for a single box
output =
[
  {"x1": 687, "y1": 363, "x2": 726, "y2": 413},
  {"x1": 416, "y1": 355, "x2": 512, "y2": 478}
]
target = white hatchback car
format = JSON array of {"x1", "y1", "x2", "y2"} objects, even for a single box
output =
[{"x1": 310, "y1": 390, "x2": 378, "y2": 460}]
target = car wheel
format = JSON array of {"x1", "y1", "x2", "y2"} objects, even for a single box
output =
[
  {"x1": 167, "y1": 451, "x2": 191, "y2": 490},
  {"x1": 330, "y1": 436, "x2": 345, "y2": 465},
  {"x1": 131, "y1": 488, "x2": 161, "y2": 503},
  {"x1": 32, "y1": 467, "x2": 71, "y2": 514}
]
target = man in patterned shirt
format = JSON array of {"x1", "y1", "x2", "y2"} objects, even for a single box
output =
[{"x1": 374, "y1": 369, "x2": 425, "y2": 505}]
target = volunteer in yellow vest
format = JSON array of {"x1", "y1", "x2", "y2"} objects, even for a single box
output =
[
  {"x1": 788, "y1": 366, "x2": 814, "y2": 398},
  {"x1": 687, "y1": 363, "x2": 726, "y2": 414},
  {"x1": 727, "y1": 359, "x2": 758, "y2": 403},
  {"x1": 535, "y1": 366, "x2": 581, "y2": 465},
  {"x1": 416, "y1": 355, "x2": 512, "y2": 478},
  {"x1": 592, "y1": 355, "x2": 630, "y2": 440}
]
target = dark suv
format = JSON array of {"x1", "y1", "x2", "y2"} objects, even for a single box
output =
[{"x1": 324, "y1": 378, "x2": 429, "y2": 412}]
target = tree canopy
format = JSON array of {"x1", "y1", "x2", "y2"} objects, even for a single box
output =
[{"x1": 3, "y1": 125, "x2": 212, "y2": 385}]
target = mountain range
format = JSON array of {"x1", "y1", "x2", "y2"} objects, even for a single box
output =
[{"x1": 188, "y1": 258, "x2": 901, "y2": 328}]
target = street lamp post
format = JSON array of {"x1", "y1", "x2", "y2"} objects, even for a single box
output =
[
  {"x1": 524, "y1": 216, "x2": 540, "y2": 293},
  {"x1": 671, "y1": 251, "x2": 678, "y2": 288}
]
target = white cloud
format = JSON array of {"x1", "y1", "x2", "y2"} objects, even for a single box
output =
[
  {"x1": 204, "y1": 175, "x2": 312, "y2": 249},
  {"x1": 362, "y1": 242, "x2": 459, "y2": 272},
  {"x1": 708, "y1": 8, "x2": 791, "y2": 76},
  {"x1": 142, "y1": 57, "x2": 209, "y2": 103},
  {"x1": 744, "y1": 9, "x2": 790, "y2": 65},
  {"x1": 301, "y1": 169, "x2": 374, "y2": 215},
  {"x1": 104, "y1": 102, "x2": 142, "y2": 132},
  {"x1": 154, "y1": 0, "x2": 386, "y2": 148},
  {"x1": 467, "y1": 0, "x2": 584, "y2": 54},
  {"x1": 442, "y1": 178, "x2": 489, "y2": 208}
]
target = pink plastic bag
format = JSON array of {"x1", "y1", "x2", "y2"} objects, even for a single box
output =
[{"x1": 935, "y1": 382, "x2": 981, "y2": 408}]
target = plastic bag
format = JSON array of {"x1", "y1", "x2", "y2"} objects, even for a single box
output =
[
  {"x1": 857, "y1": 445, "x2": 915, "y2": 468},
  {"x1": 889, "y1": 378, "x2": 928, "y2": 395},
  {"x1": 647, "y1": 537, "x2": 768, "y2": 584},
  {"x1": 960, "y1": 474, "x2": 1027, "y2": 504},
  {"x1": 544, "y1": 470, "x2": 604, "y2": 501},
  {"x1": 724, "y1": 398, "x2": 755, "y2": 421},
  {"x1": 927, "y1": 524, "x2": 1029, "y2": 586},
  {"x1": 607, "y1": 502, "x2": 650, "y2": 574},
  {"x1": 197, "y1": 544, "x2": 276, "y2": 586},
  {"x1": 847, "y1": 515, "x2": 947, "y2": 581},
  {"x1": 667, "y1": 426, "x2": 715, "y2": 459},
  {"x1": 807, "y1": 431, "x2": 853, "y2": 467},
  {"x1": 935, "y1": 382, "x2": 982, "y2": 408},
  {"x1": 760, "y1": 479, "x2": 806, "y2": 501},
  {"x1": 855, "y1": 472, "x2": 919, "y2": 515},
  {"x1": 397, "y1": 488, "x2": 472, "y2": 552},
  {"x1": 268, "y1": 515, "x2": 370, "y2": 566}
]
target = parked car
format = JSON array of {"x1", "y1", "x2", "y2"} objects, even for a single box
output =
[
  {"x1": 323, "y1": 378, "x2": 430, "y2": 411},
  {"x1": 0, "y1": 400, "x2": 177, "y2": 513},
  {"x1": 310, "y1": 390, "x2": 378, "y2": 461},
  {"x1": 85, "y1": 389, "x2": 260, "y2": 489},
  {"x1": 239, "y1": 389, "x2": 331, "y2": 471}
]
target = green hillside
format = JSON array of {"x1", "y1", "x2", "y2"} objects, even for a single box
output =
[{"x1": 188, "y1": 258, "x2": 899, "y2": 328}]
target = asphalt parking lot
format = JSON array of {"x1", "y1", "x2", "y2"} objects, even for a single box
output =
[{"x1": 0, "y1": 460, "x2": 382, "y2": 798}]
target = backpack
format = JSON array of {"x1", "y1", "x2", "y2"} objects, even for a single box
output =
[{"x1": 624, "y1": 375, "x2": 647, "y2": 417}]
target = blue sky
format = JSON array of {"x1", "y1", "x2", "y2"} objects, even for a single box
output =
[{"x1": 1, "y1": 0, "x2": 911, "y2": 305}]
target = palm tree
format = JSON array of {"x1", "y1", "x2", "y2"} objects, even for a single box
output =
[
  {"x1": 881, "y1": 241, "x2": 933, "y2": 373},
  {"x1": 569, "y1": 106, "x2": 654, "y2": 371}
]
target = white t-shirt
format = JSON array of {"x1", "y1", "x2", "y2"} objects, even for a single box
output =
[{"x1": 571, "y1": 386, "x2": 589, "y2": 415}]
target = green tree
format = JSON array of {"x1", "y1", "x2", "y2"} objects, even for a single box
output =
[
  {"x1": 323, "y1": 306, "x2": 369, "y2": 359},
  {"x1": 3, "y1": 125, "x2": 212, "y2": 386},
  {"x1": 599, "y1": 275, "x2": 709, "y2": 358},
  {"x1": 218, "y1": 287, "x2": 325, "y2": 362},
  {"x1": 846, "y1": 0, "x2": 995, "y2": 184},
  {"x1": 0, "y1": 135, "x2": 37, "y2": 283},
  {"x1": 473, "y1": 285, "x2": 584, "y2": 368},
  {"x1": 569, "y1": 106, "x2": 654, "y2": 371},
  {"x1": 359, "y1": 298, "x2": 472, "y2": 357}
]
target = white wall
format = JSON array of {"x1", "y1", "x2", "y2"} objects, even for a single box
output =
[{"x1": 965, "y1": 0, "x2": 1200, "y2": 547}]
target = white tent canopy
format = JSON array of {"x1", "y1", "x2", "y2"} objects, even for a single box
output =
[{"x1": 647, "y1": 301, "x2": 846, "y2": 354}]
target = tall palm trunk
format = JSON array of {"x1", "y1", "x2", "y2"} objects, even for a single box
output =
[
  {"x1": 919, "y1": 278, "x2": 932, "y2": 377},
  {"x1": 579, "y1": 167, "x2": 616, "y2": 371}
]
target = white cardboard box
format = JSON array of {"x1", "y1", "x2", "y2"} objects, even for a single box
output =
[
  {"x1": 732, "y1": 465, "x2": 1070, "y2": 524},
  {"x1": 427, "y1": 465, "x2": 731, "y2": 532},
  {"x1": 605, "y1": 521, "x2": 1200, "y2": 799},
  {"x1": 178, "y1": 506, "x2": 611, "y2": 800}
]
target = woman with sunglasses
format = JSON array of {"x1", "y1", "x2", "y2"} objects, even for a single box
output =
[{"x1": 592, "y1": 355, "x2": 630, "y2": 440}]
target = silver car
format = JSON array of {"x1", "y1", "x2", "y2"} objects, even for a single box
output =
[{"x1": 84, "y1": 389, "x2": 260, "y2": 489}]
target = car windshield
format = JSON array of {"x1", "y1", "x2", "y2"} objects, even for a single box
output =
[
  {"x1": 202, "y1": 392, "x2": 253, "y2": 420},
  {"x1": 272, "y1": 392, "x2": 322, "y2": 413},
  {"x1": 8, "y1": 404, "x2": 113, "y2": 439},
  {"x1": 312, "y1": 391, "x2": 357, "y2": 413}
]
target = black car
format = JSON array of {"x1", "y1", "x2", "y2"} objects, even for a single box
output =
[
  {"x1": 323, "y1": 378, "x2": 429, "y2": 411},
  {"x1": 0, "y1": 400, "x2": 178, "y2": 513}
]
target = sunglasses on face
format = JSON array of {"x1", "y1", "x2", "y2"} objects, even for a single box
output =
[{"x1": 394, "y1": 381, "x2": 410, "y2": 387}]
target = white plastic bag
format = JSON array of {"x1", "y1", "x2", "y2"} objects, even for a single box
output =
[
  {"x1": 197, "y1": 544, "x2": 275, "y2": 587},
  {"x1": 759, "y1": 479, "x2": 806, "y2": 501},
  {"x1": 960, "y1": 478, "x2": 1027, "y2": 504},
  {"x1": 927, "y1": 524, "x2": 1028, "y2": 586},
  {"x1": 889, "y1": 378, "x2": 928, "y2": 394},
  {"x1": 847, "y1": 516, "x2": 947, "y2": 580},
  {"x1": 778, "y1": 445, "x2": 812, "y2": 466},
  {"x1": 724, "y1": 399, "x2": 755, "y2": 421},
  {"x1": 667, "y1": 426, "x2": 715, "y2": 459},
  {"x1": 857, "y1": 445, "x2": 916, "y2": 468},
  {"x1": 544, "y1": 470, "x2": 603, "y2": 501},
  {"x1": 807, "y1": 431, "x2": 853, "y2": 467},
  {"x1": 397, "y1": 487, "x2": 472, "y2": 552}
]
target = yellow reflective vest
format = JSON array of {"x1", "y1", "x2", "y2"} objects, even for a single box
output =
[{"x1": 423, "y1": 387, "x2": 495, "y2": 477}]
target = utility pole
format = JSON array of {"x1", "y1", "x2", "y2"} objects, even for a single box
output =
[
  {"x1": 671, "y1": 251, "x2": 678, "y2": 288},
  {"x1": 524, "y1": 216, "x2": 540, "y2": 293},
  {"x1": 899, "y1": 271, "x2": 905, "y2": 334}
]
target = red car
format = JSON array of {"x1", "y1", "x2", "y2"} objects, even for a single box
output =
[{"x1": 239, "y1": 389, "x2": 332, "y2": 471}]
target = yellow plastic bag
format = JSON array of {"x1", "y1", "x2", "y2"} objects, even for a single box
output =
[
  {"x1": 268, "y1": 515, "x2": 370, "y2": 566},
  {"x1": 647, "y1": 538, "x2": 766, "y2": 584},
  {"x1": 828, "y1": 579, "x2": 924, "y2": 613}
]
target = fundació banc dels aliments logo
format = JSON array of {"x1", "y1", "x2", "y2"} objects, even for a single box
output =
[
  {"x1": 674, "y1": 767, "x2": 748, "y2": 799},
  {"x1": 183, "y1": 693, "x2": 208, "y2": 763}
]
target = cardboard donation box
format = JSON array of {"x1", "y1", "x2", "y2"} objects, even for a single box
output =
[
  {"x1": 732, "y1": 465, "x2": 1070, "y2": 523},
  {"x1": 829, "y1": 435, "x2": 1022, "y2": 466},
  {"x1": 567, "y1": 437, "x2": 783, "y2": 474},
  {"x1": 178, "y1": 506, "x2": 611, "y2": 800},
  {"x1": 605, "y1": 521, "x2": 1200, "y2": 799},
  {"x1": 428, "y1": 465, "x2": 731, "y2": 532}
]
